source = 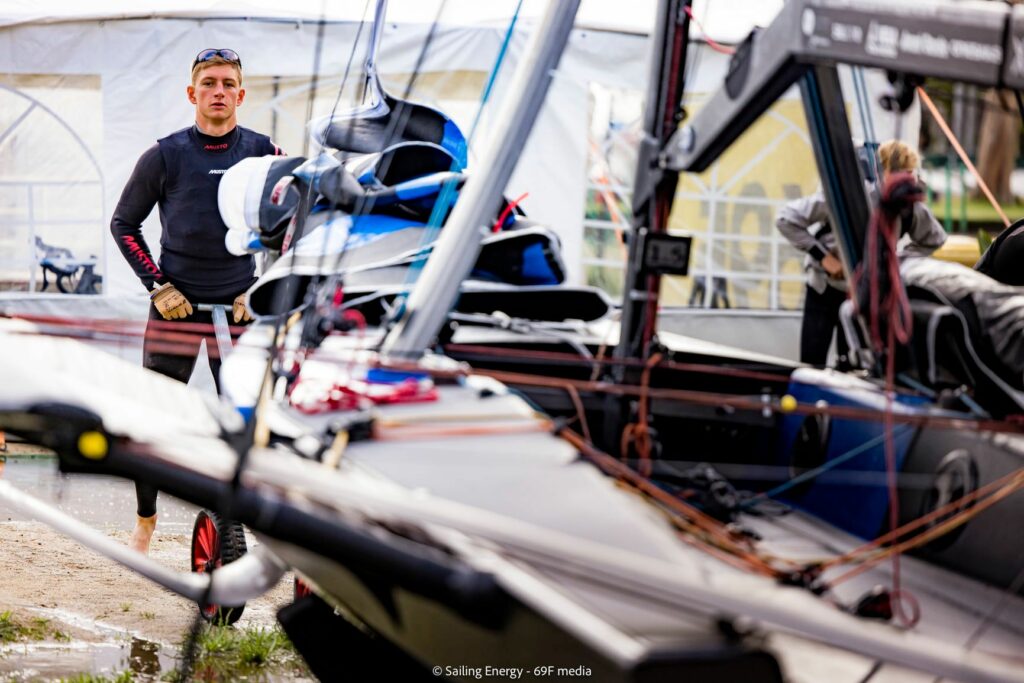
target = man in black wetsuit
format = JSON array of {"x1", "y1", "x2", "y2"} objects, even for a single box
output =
[{"x1": 111, "y1": 48, "x2": 281, "y2": 554}]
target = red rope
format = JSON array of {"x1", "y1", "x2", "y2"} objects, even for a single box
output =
[
  {"x1": 492, "y1": 192, "x2": 528, "y2": 233},
  {"x1": 852, "y1": 172, "x2": 916, "y2": 350},
  {"x1": 683, "y1": 6, "x2": 736, "y2": 55},
  {"x1": 821, "y1": 467, "x2": 1024, "y2": 576},
  {"x1": 848, "y1": 174, "x2": 928, "y2": 626}
]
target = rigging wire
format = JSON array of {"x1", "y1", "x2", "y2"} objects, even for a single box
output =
[
  {"x1": 178, "y1": 2, "x2": 373, "y2": 676},
  {"x1": 961, "y1": 564, "x2": 1024, "y2": 654},
  {"x1": 857, "y1": 661, "x2": 883, "y2": 683},
  {"x1": 307, "y1": 0, "x2": 453, "y2": 327},
  {"x1": 918, "y1": 86, "x2": 1010, "y2": 228},
  {"x1": 682, "y1": 6, "x2": 734, "y2": 56},
  {"x1": 820, "y1": 467, "x2": 1024, "y2": 577},
  {"x1": 390, "y1": 0, "x2": 525, "y2": 309},
  {"x1": 305, "y1": 0, "x2": 376, "y2": 295},
  {"x1": 277, "y1": 347, "x2": 1024, "y2": 435},
  {"x1": 302, "y1": 11, "x2": 330, "y2": 158},
  {"x1": 743, "y1": 426, "x2": 914, "y2": 506}
]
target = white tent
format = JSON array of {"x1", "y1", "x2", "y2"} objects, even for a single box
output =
[
  {"x1": 0, "y1": 1, "x2": 784, "y2": 294},
  {"x1": 0, "y1": 1, "x2": 915, "y2": 359}
]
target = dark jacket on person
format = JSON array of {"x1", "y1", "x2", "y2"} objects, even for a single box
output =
[{"x1": 111, "y1": 124, "x2": 280, "y2": 302}]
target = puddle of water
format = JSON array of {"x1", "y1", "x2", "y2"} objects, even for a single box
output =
[
  {"x1": 0, "y1": 636, "x2": 175, "y2": 681},
  {"x1": 0, "y1": 636, "x2": 310, "y2": 682},
  {"x1": 0, "y1": 456, "x2": 201, "y2": 533}
]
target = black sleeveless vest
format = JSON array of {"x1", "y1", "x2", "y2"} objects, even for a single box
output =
[{"x1": 156, "y1": 125, "x2": 276, "y2": 302}]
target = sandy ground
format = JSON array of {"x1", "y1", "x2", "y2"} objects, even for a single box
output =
[
  {"x1": 1, "y1": 443, "x2": 293, "y2": 645},
  {"x1": 0, "y1": 445, "x2": 310, "y2": 679},
  {"x1": 0, "y1": 522, "x2": 293, "y2": 647}
]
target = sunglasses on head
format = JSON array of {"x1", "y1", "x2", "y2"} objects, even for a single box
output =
[{"x1": 192, "y1": 48, "x2": 242, "y2": 71}]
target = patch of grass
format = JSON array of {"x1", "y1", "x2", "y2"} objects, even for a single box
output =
[
  {"x1": 195, "y1": 626, "x2": 236, "y2": 655},
  {"x1": 0, "y1": 611, "x2": 56, "y2": 642},
  {"x1": 236, "y1": 627, "x2": 283, "y2": 665},
  {"x1": 140, "y1": 611, "x2": 156, "y2": 621},
  {"x1": 120, "y1": 603, "x2": 132, "y2": 613},
  {"x1": 174, "y1": 625, "x2": 309, "y2": 681},
  {"x1": 0, "y1": 612, "x2": 75, "y2": 645},
  {"x1": 59, "y1": 673, "x2": 135, "y2": 683},
  {"x1": 0, "y1": 612, "x2": 19, "y2": 642}
]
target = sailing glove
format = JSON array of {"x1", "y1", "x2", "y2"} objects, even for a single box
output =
[
  {"x1": 233, "y1": 292, "x2": 252, "y2": 323},
  {"x1": 150, "y1": 283, "x2": 193, "y2": 320}
]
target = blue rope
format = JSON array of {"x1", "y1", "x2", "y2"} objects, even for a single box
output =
[
  {"x1": 393, "y1": 0, "x2": 526, "y2": 307},
  {"x1": 742, "y1": 424, "x2": 913, "y2": 507},
  {"x1": 466, "y1": 0, "x2": 523, "y2": 145}
]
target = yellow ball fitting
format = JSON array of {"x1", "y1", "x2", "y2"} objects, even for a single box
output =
[
  {"x1": 779, "y1": 394, "x2": 798, "y2": 413},
  {"x1": 77, "y1": 431, "x2": 108, "y2": 460}
]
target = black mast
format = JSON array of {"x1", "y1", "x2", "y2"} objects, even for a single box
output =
[
  {"x1": 662, "y1": 0, "x2": 1013, "y2": 275},
  {"x1": 799, "y1": 65, "x2": 870, "y2": 275},
  {"x1": 613, "y1": 0, "x2": 692, "y2": 367}
]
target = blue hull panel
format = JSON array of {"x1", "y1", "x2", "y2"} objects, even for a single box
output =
[{"x1": 777, "y1": 380, "x2": 925, "y2": 539}]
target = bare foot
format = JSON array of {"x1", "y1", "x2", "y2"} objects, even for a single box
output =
[{"x1": 129, "y1": 514, "x2": 157, "y2": 555}]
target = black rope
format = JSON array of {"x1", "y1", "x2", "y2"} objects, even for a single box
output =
[
  {"x1": 962, "y1": 563, "x2": 1024, "y2": 652},
  {"x1": 306, "y1": 0, "x2": 451, "y2": 336},
  {"x1": 174, "y1": 3, "x2": 366, "y2": 678},
  {"x1": 301, "y1": 5, "x2": 330, "y2": 159},
  {"x1": 857, "y1": 661, "x2": 883, "y2": 683}
]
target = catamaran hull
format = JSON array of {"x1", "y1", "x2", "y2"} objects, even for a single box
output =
[
  {"x1": 267, "y1": 540, "x2": 783, "y2": 683},
  {"x1": 778, "y1": 369, "x2": 1024, "y2": 592}
]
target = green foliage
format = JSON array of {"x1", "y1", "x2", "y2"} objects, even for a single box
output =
[
  {"x1": 0, "y1": 611, "x2": 19, "y2": 642},
  {"x1": 235, "y1": 627, "x2": 283, "y2": 666},
  {"x1": 195, "y1": 626, "x2": 236, "y2": 655},
  {"x1": 928, "y1": 198, "x2": 1024, "y2": 226},
  {"x1": 978, "y1": 228, "x2": 994, "y2": 254},
  {"x1": 177, "y1": 625, "x2": 308, "y2": 681},
  {"x1": 0, "y1": 611, "x2": 57, "y2": 642},
  {"x1": 58, "y1": 673, "x2": 134, "y2": 683}
]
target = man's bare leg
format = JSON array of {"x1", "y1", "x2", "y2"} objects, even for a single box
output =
[{"x1": 129, "y1": 514, "x2": 158, "y2": 555}]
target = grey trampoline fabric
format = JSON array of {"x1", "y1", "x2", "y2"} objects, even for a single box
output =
[{"x1": 902, "y1": 258, "x2": 1024, "y2": 387}]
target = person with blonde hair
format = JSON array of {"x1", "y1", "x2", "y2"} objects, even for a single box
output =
[
  {"x1": 775, "y1": 139, "x2": 946, "y2": 366},
  {"x1": 110, "y1": 49, "x2": 282, "y2": 554}
]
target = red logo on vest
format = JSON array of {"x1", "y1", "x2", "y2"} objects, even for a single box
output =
[{"x1": 204, "y1": 143, "x2": 229, "y2": 151}]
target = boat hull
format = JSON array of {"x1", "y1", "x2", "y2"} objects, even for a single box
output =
[{"x1": 269, "y1": 540, "x2": 784, "y2": 683}]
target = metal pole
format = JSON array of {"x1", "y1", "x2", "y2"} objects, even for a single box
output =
[
  {"x1": 799, "y1": 65, "x2": 870, "y2": 275},
  {"x1": 614, "y1": 0, "x2": 690, "y2": 366},
  {"x1": 381, "y1": 0, "x2": 581, "y2": 358},
  {"x1": 27, "y1": 185, "x2": 36, "y2": 293}
]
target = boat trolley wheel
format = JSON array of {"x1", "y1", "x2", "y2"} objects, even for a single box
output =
[
  {"x1": 919, "y1": 449, "x2": 978, "y2": 552},
  {"x1": 190, "y1": 509, "x2": 248, "y2": 625}
]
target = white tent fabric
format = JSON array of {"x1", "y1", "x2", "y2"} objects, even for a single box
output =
[
  {"x1": 0, "y1": 1, "x2": 782, "y2": 42},
  {"x1": 0, "y1": 1, "x2": 784, "y2": 298},
  {"x1": 0, "y1": 0, "x2": 910, "y2": 365}
]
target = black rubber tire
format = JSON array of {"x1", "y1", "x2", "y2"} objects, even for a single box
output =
[{"x1": 190, "y1": 509, "x2": 248, "y2": 625}]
